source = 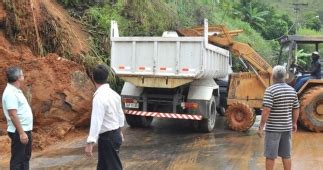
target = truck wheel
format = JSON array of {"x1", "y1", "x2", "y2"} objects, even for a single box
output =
[
  {"x1": 226, "y1": 102, "x2": 255, "y2": 131},
  {"x1": 125, "y1": 115, "x2": 153, "y2": 128},
  {"x1": 199, "y1": 97, "x2": 217, "y2": 133},
  {"x1": 299, "y1": 86, "x2": 323, "y2": 132}
]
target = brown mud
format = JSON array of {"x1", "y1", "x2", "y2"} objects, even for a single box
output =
[
  {"x1": 2, "y1": 116, "x2": 322, "y2": 170},
  {"x1": 0, "y1": 0, "x2": 94, "y2": 156}
]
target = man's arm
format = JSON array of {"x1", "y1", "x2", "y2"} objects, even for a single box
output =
[
  {"x1": 85, "y1": 97, "x2": 105, "y2": 157},
  {"x1": 292, "y1": 92, "x2": 300, "y2": 132},
  {"x1": 8, "y1": 109, "x2": 29, "y2": 144},
  {"x1": 292, "y1": 108, "x2": 299, "y2": 131},
  {"x1": 86, "y1": 97, "x2": 105, "y2": 144},
  {"x1": 257, "y1": 107, "x2": 271, "y2": 138},
  {"x1": 118, "y1": 100, "x2": 125, "y2": 128},
  {"x1": 5, "y1": 94, "x2": 29, "y2": 144},
  {"x1": 118, "y1": 100, "x2": 125, "y2": 141},
  {"x1": 259, "y1": 88, "x2": 273, "y2": 130},
  {"x1": 292, "y1": 108, "x2": 300, "y2": 125},
  {"x1": 259, "y1": 107, "x2": 271, "y2": 130}
]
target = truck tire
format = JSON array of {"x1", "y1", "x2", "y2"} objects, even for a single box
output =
[
  {"x1": 226, "y1": 102, "x2": 255, "y2": 131},
  {"x1": 125, "y1": 115, "x2": 153, "y2": 128},
  {"x1": 199, "y1": 97, "x2": 217, "y2": 133},
  {"x1": 299, "y1": 86, "x2": 323, "y2": 132}
]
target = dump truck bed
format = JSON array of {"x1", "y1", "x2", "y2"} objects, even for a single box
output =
[
  {"x1": 111, "y1": 36, "x2": 230, "y2": 79},
  {"x1": 110, "y1": 20, "x2": 230, "y2": 88}
]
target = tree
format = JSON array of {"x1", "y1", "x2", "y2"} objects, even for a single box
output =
[
  {"x1": 303, "y1": 12, "x2": 321, "y2": 31},
  {"x1": 233, "y1": 0, "x2": 294, "y2": 40},
  {"x1": 262, "y1": 17, "x2": 288, "y2": 40},
  {"x1": 234, "y1": 2, "x2": 269, "y2": 31}
]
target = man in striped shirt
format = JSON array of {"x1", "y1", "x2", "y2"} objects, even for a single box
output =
[{"x1": 258, "y1": 65, "x2": 299, "y2": 170}]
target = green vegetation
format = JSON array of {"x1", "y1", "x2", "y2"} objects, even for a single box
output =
[
  {"x1": 59, "y1": 0, "x2": 81, "y2": 6},
  {"x1": 260, "y1": 0, "x2": 322, "y2": 34},
  {"x1": 166, "y1": 0, "x2": 274, "y2": 60},
  {"x1": 58, "y1": 0, "x2": 276, "y2": 60},
  {"x1": 229, "y1": 0, "x2": 294, "y2": 40},
  {"x1": 295, "y1": 49, "x2": 311, "y2": 70},
  {"x1": 303, "y1": 12, "x2": 321, "y2": 31},
  {"x1": 260, "y1": 0, "x2": 323, "y2": 23},
  {"x1": 57, "y1": 0, "x2": 322, "y2": 86}
]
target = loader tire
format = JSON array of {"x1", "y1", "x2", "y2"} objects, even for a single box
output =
[
  {"x1": 226, "y1": 102, "x2": 255, "y2": 132},
  {"x1": 125, "y1": 115, "x2": 153, "y2": 128},
  {"x1": 299, "y1": 86, "x2": 323, "y2": 132}
]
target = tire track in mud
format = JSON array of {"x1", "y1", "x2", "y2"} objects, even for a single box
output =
[
  {"x1": 121, "y1": 123, "x2": 201, "y2": 170},
  {"x1": 166, "y1": 135, "x2": 209, "y2": 170}
]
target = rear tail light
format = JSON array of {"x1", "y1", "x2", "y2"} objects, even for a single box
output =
[
  {"x1": 182, "y1": 68, "x2": 189, "y2": 72},
  {"x1": 122, "y1": 98, "x2": 137, "y2": 103},
  {"x1": 181, "y1": 102, "x2": 199, "y2": 109}
]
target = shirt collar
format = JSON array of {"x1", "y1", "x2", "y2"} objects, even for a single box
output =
[
  {"x1": 7, "y1": 83, "x2": 21, "y2": 92},
  {"x1": 93, "y1": 83, "x2": 110, "y2": 97}
]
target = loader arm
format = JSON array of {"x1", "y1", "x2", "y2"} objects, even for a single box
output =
[{"x1": 177, "y1": 25, "x2": 272, "y2": 87}]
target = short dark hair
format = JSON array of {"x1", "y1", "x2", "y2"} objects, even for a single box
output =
[
  {"x1": 6, "y1": 66, "x2": 22, "y2": 83},
  {"x1": 93, "y1": 64, "x2": 109, "y2": 84}
]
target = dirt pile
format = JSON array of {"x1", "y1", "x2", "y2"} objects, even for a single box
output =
[
  {"x1": 5, "y1": 0, "x2": 89, "y2": 58},
  {"x1": 0, "y1": 0, "x2": 94, "y2": 154}
]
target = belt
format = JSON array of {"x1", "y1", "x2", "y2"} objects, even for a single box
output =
[
  {"x1": 8, "y1": 130, "x2": 32, "y2": 134},
  {"x1": 99, "y1": 129, "x2": 119, "y2": 137}
]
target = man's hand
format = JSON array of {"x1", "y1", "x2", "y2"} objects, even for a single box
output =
[
  {"x1": 85, "y1": 143, "x2": 93, "y2": 157},
  {"x1": 19, "y1": 132, "x2": 28, "y2": 144},
  {"x1": 293, "y1": 123, "x2": 297, "y2": 132},
  {"x1": 257, "y1": 127, "x2": 264, "y2": 138}
]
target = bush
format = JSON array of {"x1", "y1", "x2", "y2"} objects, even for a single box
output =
[{"x1": 57, "y1": 0, "x2": 82, "y2": 7}]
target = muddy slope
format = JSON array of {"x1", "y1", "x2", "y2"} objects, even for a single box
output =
[{"x1": 0, "y1": 0, "x2": 94, "y2": 154}]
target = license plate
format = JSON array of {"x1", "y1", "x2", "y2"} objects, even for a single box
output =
[{"x1": 125, "y1": 103, "x2": 139, "y2": 109}]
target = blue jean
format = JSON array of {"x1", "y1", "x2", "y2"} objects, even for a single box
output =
[{"x1": 294, "y1": 75, "x2": 310, "y2": 91}]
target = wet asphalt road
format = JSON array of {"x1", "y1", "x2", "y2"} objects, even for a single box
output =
[{"x1": 1, "y1": 116, "x2": 323, "y2": 170}]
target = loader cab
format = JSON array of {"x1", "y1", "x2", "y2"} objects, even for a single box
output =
[
  {"x1": 278, "y1": 35, "x2": 323, "y2": 132},
  {"x1": 278, "y1": 35, "x2": 323, "y2": 90}
]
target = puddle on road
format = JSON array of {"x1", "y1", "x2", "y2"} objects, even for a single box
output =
[
  {"x1": 29, "y1": 139, "x2": 99, "y2": 169},
  {"x1": 1, "y1": 116, "x2": 322, "y2": 169},
  {"x1": 32, "y1": 155, "x2": 83, "y2": 168}
]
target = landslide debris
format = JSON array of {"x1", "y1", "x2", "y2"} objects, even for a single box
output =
[{"x1": 0, "y1": 0, "x2": 95, "y2": 154}]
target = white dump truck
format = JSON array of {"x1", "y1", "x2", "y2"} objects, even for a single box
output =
[{"x1": 110, "y1": 19, "x2": 231, "y2": 132}]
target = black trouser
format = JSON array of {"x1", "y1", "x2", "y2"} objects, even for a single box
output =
[
  {"x1": 97, "y1": 129, "x2": 123, "y2": 170},
  {"x1": 8, "y1": 131, "x2": 32, "y2": 170}
]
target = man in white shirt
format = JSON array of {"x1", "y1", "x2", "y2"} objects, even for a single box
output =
[
  {"x1": 2, "y1": 66, "x2": 33, "y2": 170},
  {"x1": 85, "y1": 64, "x2": 125, "y2": 170}
]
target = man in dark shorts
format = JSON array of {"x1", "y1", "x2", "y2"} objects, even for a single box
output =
[{"x1": 258, "y1": 65, "x2": 300, "y2": 170}]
